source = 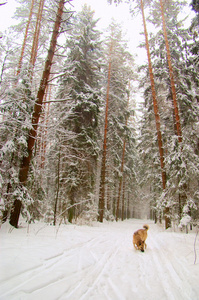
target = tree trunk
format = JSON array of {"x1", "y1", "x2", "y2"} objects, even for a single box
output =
[
  {"x1": 160, "y1": 0, "x2": 184, "y2": 227},
  {"x1": 98, "y1": 40, "x2": 113, "y2": 222},
  {"x1": 106, "y1": 167, "x2": 111, "y2": 211},
  {"x1": 54, "y1": 148, "x2": 61, "y2": 226},
  {"x1": 121, "y1": 175, "x2": 126, "y2": 221},
  {"x1": 9, "y1": 200, "x2": 22, "y2": 228},
  {"x1": 36, "y1": 83, "x2": 51, "y2": 169},
  {"x1": 159, "y1": 0, "x2": 182, "y2": 142},
  {"x1": 19, "y1": 0, "x2": 65, "y2": 185},
  {"x1": 127, "y1": 192, "x2": 130, "y2": 219},
  {"x1": 16, "y1": 0, "x2": 35, "y2": 76},
  {"x1": 116, "y1": 138, "x2": 126, "y2": 221},
  {"x1": 68, "y1": 187, "x2": 75, "y2": 223},
  {"x1": 9, "y1": 0, "x2": 66, "y2": 228},
  {"x1": 30, "y1": 0, "x2": 45, "y2": 71},
  {"x1": 40, "y1": 87, "x2": 51, "y2": 169},
  {"x1": 140, "y1": 0, "x2": 170, "y2": 229}
]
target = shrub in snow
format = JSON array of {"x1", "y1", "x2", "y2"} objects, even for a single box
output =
[
  {"x1": 76, "y1": 197, "x2": 98, "y2": 225},
  {"x1": 44, "y1": 210, "x2": 54, "y2": 224},
  {"x1": 178, "y1": 200, "x2": 197, "y2": 230},
  {"x1": 179, "y1": 215, "x2": 192, "y2": 229},
  {"x1": 1, "y1": 140, "x2": 15, "y2": 154},
  {"x1": 104, "y1": 210, "x2": 115, "y2": 222}
]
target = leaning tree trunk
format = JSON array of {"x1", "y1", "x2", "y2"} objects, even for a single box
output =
[
  {"x1": 9, "y1": 0, "x2": 66, "y2": 228},
  {"x1": 19, "y1": 0, "x2": 65, "y2": 184},
  {"x1": 140, "y1": 0, "x2": 170, "y2": 229},
  {"x1": 98, "y1": 39, "x2": 113, "y2": 222}
]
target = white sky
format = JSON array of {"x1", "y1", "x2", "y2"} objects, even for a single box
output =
[
  {"x1": 0, "y1": 0, "x2": 146, "y2": 63},
  {"x1": 0, "y1": 0, "x2": 194, "y2": 78},
  {"x1": 0, "y1": 0, "x2": 195, "y2": 117}
]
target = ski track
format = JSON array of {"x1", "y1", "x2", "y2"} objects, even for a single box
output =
[
  {"x1": 0, "y1": 220, "x2": 198, "y2": 300},
  {"x1": 0, "y1": 237, "x2": 100, "y2": 298},
  {"x1": 149, "y1": 235, "x2": 194, "y2": 300}
]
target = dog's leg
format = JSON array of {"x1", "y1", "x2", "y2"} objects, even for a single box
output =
[{"x1": 133, "y1": 242, "x2": 137, "y2": 250}]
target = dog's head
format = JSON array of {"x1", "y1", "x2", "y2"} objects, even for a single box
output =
[{"x1": 137, "y1": 240, "x2": 145, "y2": 252}]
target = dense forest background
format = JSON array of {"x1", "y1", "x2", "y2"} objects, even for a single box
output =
[{"x1": 0, "y1": 0, "x2": 199, "y2": 230}]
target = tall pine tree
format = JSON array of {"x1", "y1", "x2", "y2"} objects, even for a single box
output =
[{"x1": 51, "y1": 5, "x2": 103, "y2": 223}]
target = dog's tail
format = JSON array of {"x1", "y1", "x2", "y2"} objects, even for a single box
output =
[{"x1": 143, "y1": 224, "x2": 149, "y2": 230}]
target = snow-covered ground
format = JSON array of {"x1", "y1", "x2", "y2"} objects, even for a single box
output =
[{"x1": 0, "y1": 219, "x2": 199, "y2": 300}]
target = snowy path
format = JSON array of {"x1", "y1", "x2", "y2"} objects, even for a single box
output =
[{"x1": 0, "y1": 219, "x2": 199, "y2": 300}]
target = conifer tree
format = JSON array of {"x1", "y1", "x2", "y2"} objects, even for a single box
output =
[
  {"x1": 98, "y1": 21, "x2": 136, "y2": 222},
  {"x1": 51, "y1": 5, "x2": 103, "y2": 223},
  {"x1": 139, "y1": 0, "x2": 199, "y2": 226}
]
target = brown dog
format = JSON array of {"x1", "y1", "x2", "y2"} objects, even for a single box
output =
[{"x1": 133, "y1": 224, "x2": 149, "y2": 252}]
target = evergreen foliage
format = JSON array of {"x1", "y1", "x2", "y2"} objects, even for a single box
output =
[
  {"x1": 48, "y1": 5, "x2": 103, "y2": 223},
  {"x1": 98, "y1": 21, "x2": 137, "y2": 221}
]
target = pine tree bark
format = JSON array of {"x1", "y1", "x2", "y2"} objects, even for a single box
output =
[
  {"x1": 17, "y1": 0, "x2": 35, "y2": 76},
  {"x1": 98, "y1": 40, "x2": 113, "y2": 222},
  {"x1": 159, "y1": 0, "x2": 182, "y2": 142},
  {"x1": 30, "y1": 0, "x2": 45, "y2": 70},
  {"x1": 9, "y1": 0, "x2": 66, "y2": 228},
  {"x1": 36, "y1": 83, "x2": 51, "y2": 169},
  {"x1": 19, "y1": 0, "x2": 65, "y2": 185},
  {"x1": 9, "y1": 200, "x2": 22, "y2": 228},
  {"x1": 140, "y1": 0, "x2": 170, "y2": 229},
  {"x1": 106, "y1": 167, "x2": 111, "y2": 211},
  {"x1": 160, "y1": 0, "x2": 184, "y2": 226}
]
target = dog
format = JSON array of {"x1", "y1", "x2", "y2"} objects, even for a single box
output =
[{"x1": 133, "y1": 224, "x2": 149, "y2": 252}]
